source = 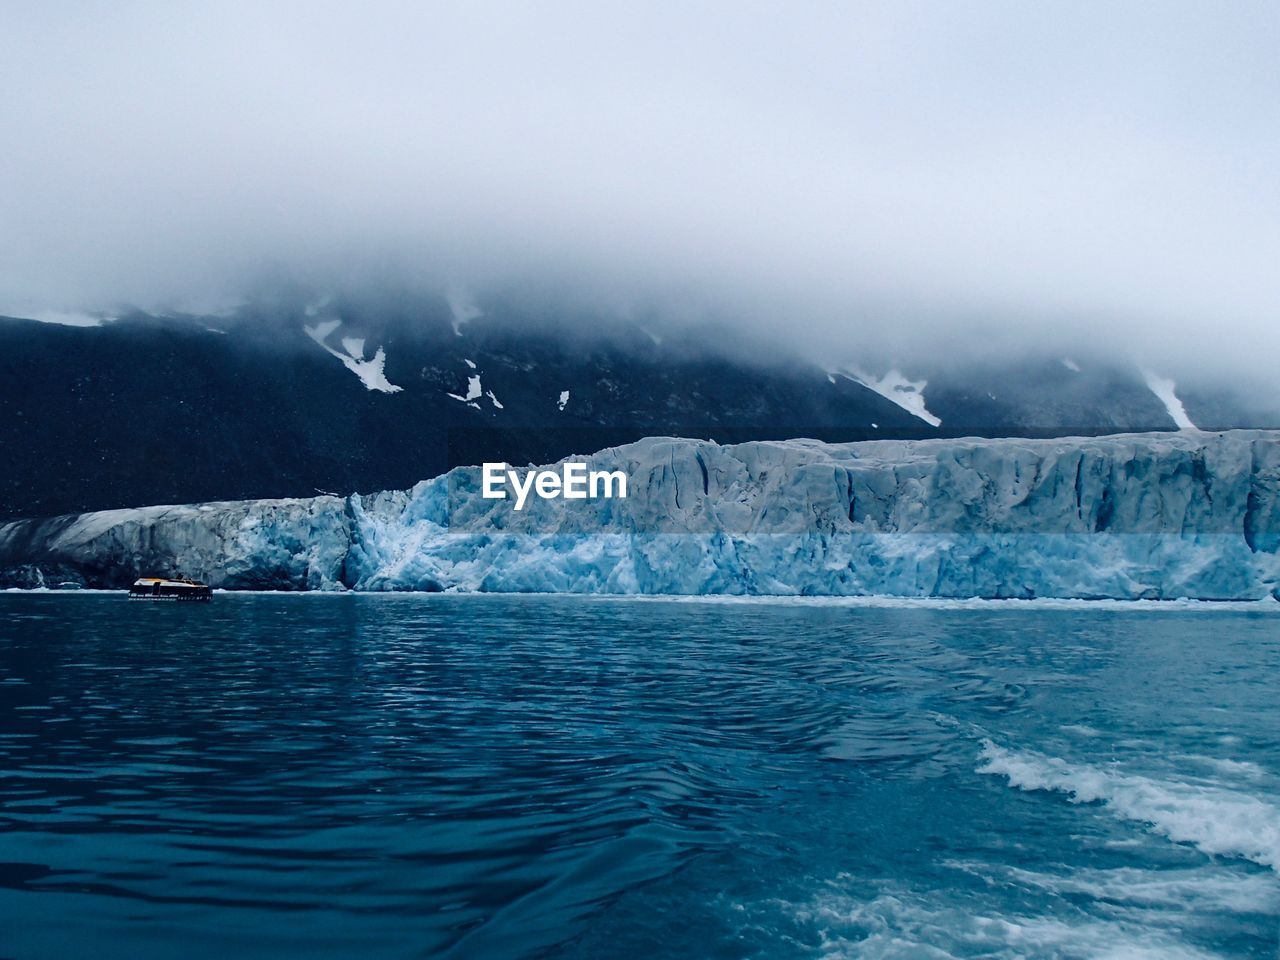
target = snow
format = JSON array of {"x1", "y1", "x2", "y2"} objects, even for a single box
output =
[
  {"x1": 304, "y1": 321, "x2": 403, "y2": 393},
  {"x1": 307, "y1": 318, "x2": 341, "y2": 341},
  {"x1": 6, "y1": 308, "x2": 108, "y2": 327},
  {"x1": 447, "y1": 287, "x2": 482, "y2": 336},
  {"x1": 11, "y1": 431, "x2": 1280, "y2": 600},
  {"x1": 1062, "y1": 358, "x2": 1081, "y2": 372},
  {"x1": 339, "y1": 348, "x2": 403, "y2": 393},
  {"x1": 558, "y1": 390, "x2": 570, "y2": 411},
  {"x1": 448, "y1": 375, "x2": 483, "y2": 403},
  {"x1": 1142, "y1": 369, "x2": 1198, "y2": 430},
  {"x1": 446, "y1": 361, "x2": 501, "y2": 408},
  {"x1": 840, "y1": 366, "x2": 942, "y2": 427}
]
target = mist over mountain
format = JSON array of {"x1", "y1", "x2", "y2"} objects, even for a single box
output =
[
  {"x1": 2, "y1": 3, "x2": 1277, "y2": 518},
  {"x1": 2, "y1": 2, "x2": 1277, "y2": 380},
  {"x1": 4, "y1": 287, "x2": 1275, "y2": 521}
]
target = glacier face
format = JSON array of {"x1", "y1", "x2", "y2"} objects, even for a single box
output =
[
  {"x1": 0, "y1": 497, "x2": 354, "y2": 591},
  {"x1": 3, "y1": 432, "x2": 1280, "y2": 599}
]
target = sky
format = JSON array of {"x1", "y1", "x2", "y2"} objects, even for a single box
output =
[{"x1": 1, "y1": 1, "x2": 1277, "y2": 373}]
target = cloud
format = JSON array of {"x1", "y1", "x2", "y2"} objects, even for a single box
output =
[{"x1": 1, "y1": 1, "x2": 1276, "y2": 374}]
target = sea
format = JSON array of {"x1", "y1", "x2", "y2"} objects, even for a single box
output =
[{"x1": 0, "y1": 593, "x2": 1277, "y2": 959}]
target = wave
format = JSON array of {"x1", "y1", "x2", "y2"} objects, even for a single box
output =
[
  {"x1": 783, "y1": 887, "x2": 1228, "y2": 960},
  {"x1": 770, "y1": 858, "x2": 1278, "y2": 959},
  {"x1": 945, "y1": 861, "x2": 1279, "y2": 915},
  {"x1": 978, "y1": 742, "x2": 1280, "y2": 871}
]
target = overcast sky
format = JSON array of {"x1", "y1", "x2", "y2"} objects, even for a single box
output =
[{"x1": 1, "y1": 2, "x2": 1276, "y2": 371}]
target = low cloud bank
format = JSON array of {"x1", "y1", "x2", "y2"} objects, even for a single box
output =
[{"x1": 1, "y1": 2, "x2": 1276, "y2": 379}]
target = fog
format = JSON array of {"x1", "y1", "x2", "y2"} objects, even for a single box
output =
[{"x1": 1, "y1": 2, "x2": 1277, "y2": 375}]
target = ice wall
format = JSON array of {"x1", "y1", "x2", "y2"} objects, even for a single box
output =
[
  {"x1": 3, "y1": 432, "x2": 1279, "y2": 599},
  {"x1": 0, "y1": 497, "x2": 353, "y2": 590}
]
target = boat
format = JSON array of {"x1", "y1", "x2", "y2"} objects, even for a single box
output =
[{"x1": 128, "y1": 577, "x2": 213, "y2": 601}]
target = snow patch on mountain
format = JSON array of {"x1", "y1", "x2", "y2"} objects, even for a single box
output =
[
  {"x1": 304, "y1": 321, "x2": 403, "y2": 394},
  {"x1": 840, "y1": 367, "x2": 941, "y2": 427},
  {"x1": 306, "y1": 318, "x2": 340, "y2": 340},
  {"x1": 7, "y1": 308, "x2": 110, "y2": 327},
  {"x1": 1142, "y1": 369, "x2": 1198, "y2": 430},
  {"x1": 447, "y1": 288, "x2": 482, "y2": 336},
  {"x1": 448, "y1": 375, "x2": 483, "y2": 403}
]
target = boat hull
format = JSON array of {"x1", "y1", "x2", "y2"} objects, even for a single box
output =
[
  {"x1": 127, "y1": 577, "x2": 213, "y2": 601},
  {"x1": 127, "y1": 593, "x2": 212, "y2": 601}
]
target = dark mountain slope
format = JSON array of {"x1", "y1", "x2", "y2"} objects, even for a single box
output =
[
  {"x1": 2, "y1": 297, "x2": 1262, "y2": 519},
  {"x1": 1, "y1": 309, "x2": 919, "y2": 518}
]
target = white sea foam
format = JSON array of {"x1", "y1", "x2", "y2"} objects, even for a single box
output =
[
  {"x1": 1002, "y1": 865, "x2": 1279, "y2": 914},
  {"x1": 785, "y1": 887, "x2": 1225, "y2": 960},
  {"x1": 944, "y1": 860, "x2": 1279, "y2": 915},
  {"x1": 756, "y1": 850, "x2": 1277, "y2": 958},
  {"x1": 978, "y1": 742, "x2": 1280, "y2": 870},
  {"x1": 1060, "y1": 723, "x2": 1104, "y2": 737},
  {"x1": 1178, "y1": 756, "x2": 1267, "y2": 781}
]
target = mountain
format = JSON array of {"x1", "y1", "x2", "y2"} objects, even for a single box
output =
[
  {"x1": 1, "y1": 294, "x2": 1271, "y2": 520},
  {"x1": 4, "y1": 431, "x2": 1278, "y2": 599}
]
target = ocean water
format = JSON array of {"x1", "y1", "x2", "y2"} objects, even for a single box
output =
[{"x1": 0, "y1": 594, "x2": 1277, "y2": 959}]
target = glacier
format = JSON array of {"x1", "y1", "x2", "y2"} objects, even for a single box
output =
[{"x1": 2, "y1": 431, "x2": 1279, "y2": 599}]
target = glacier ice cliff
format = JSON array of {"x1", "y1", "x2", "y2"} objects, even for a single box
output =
[{"x1": 3, "y1": 432, "x2": 1280, "y2": 599}]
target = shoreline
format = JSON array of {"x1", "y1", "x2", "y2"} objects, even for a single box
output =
[{"x1": 4, "y1": 587, "x2": 1278, "y2": 612}]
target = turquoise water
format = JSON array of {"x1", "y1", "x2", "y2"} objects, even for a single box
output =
[{"x1": 0, "y1": 594, "x2": 1277, "y2": 958}]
